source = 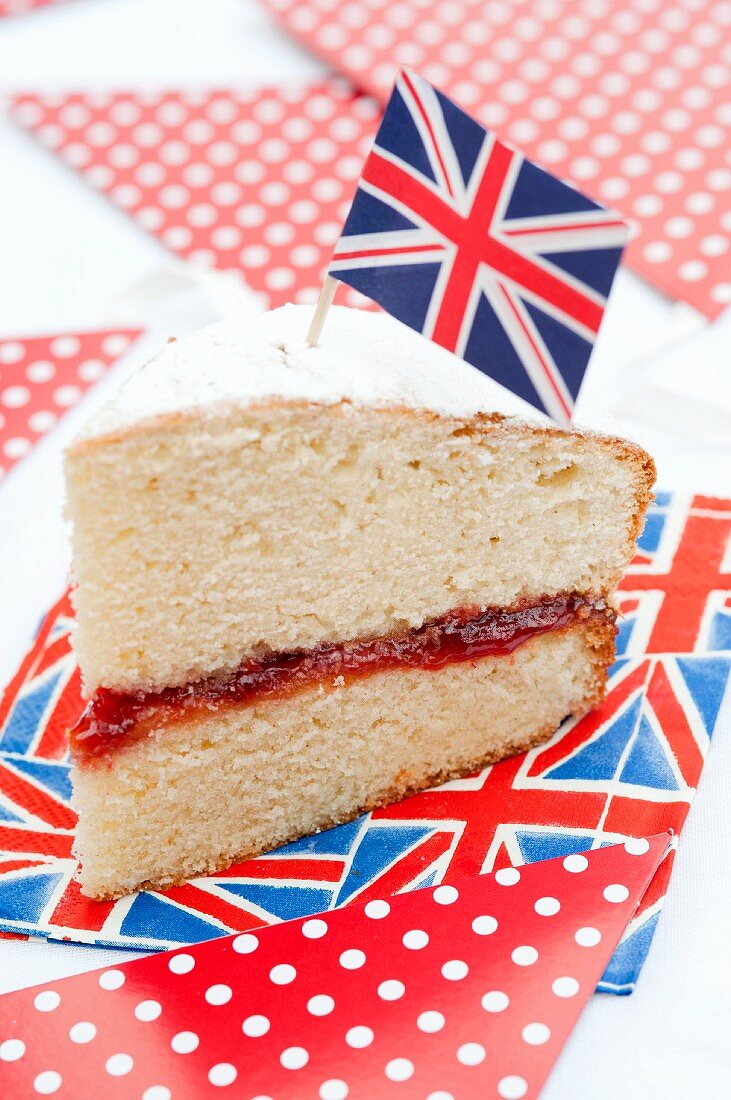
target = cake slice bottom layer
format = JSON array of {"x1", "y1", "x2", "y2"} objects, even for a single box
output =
[{"x1": 72, "y1": 618, "x2": 613, "y2": 899}]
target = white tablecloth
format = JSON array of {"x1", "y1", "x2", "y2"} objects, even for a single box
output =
[{"x1": 0, "y1": 2, "x2": 730, "y2": 1096}]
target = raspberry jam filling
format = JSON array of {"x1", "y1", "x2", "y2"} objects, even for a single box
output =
[{"x1": 71, "y1": 594, "x2": 611, "y2": 761}]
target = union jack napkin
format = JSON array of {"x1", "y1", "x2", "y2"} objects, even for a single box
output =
[
  {"x1": 329, "y1": 70, "x2": 629, "y2": 423},
  {"x1": 0, "y1": 491, "x2": 728, "y2": 993},
  {"x1": 0, "y1": 836, "x2": 671, "y2": 1100}
]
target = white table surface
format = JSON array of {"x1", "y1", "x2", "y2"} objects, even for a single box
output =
[{"x1": 0, "y1": 2, "x2": 730, "y2": 1097}]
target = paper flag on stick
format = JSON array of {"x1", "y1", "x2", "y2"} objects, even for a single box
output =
[
  {"x1": 0, "y1": 330, "x2": 142, "y2": 479},
  {"x1": 328, "y1": 70, "x2": 629, "y2": 423},
  {"x1": 265, "y1": 0, "x2": 731, "y2": 319},
  {"x1": 0, "y1": 493, "x2": 729, "y2": 992},
  {"x1": 0, "y1": 835, "x2": 671, "y2": 1100}
]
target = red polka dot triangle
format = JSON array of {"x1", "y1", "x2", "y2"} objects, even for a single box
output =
[
  {"x1": 0, "y1": 833, "x2": 671, "y2": 1100},
  {"x1": 0, "y1": 330, "x2": 142, "y2": 479},
  {"x1": 11, "y1": 84, "x2": 381, "y2": 313},
  {"x1": 265, "y1": 0, "x2": 731, "y2": 319}
]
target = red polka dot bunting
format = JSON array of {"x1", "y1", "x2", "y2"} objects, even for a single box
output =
[
  {"x1": 0, "y1": 330, "x2": 141, "y2": 479},
  {"x1": 0, "y1": 0, "x2": 60, "y2": 14},
  {"x1": 265, "y1": 0, "x2": 731, "y2": 318},
  {"x1": 0, "y1": 834, "x2": 670, "y2": 1100},
  {"x1": 11, "y1": 83, "x2": 381, "y2": 311}
]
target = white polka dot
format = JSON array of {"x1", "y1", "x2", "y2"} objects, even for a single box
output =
[
  {"x1": 417, "y1": 1010, "x2": 445, "y2": 1033},
  {"x1": 320, "y1": 1081, "x2": 349, "y2": 1100},
  {"x1": 656, "y1": 171, "x2": 684, "y2": 194},
  {"x1": 522, "y1": 1022, "x2": 551, "y2": 1045},
  {"x1": 675, "y1": 147, "x2": 705, "y2": 172},
  {"x1": 457, "y1": 1042, "x2": 486, "y2": 1066},
  {"x1": 426, "y1": 1093, "x2": 455, "y2": 1100},
  {"x1": 495, "y1": 867, "x2": 521, "y2": 886},
  {"x1": 265, "y1": 268, "x2": 296, "y2": 291},
  {"x1": 22, "y1": 359, "x2": 50, "y2": 385},
  {"x1": 187, "y1": 202, "x2": 217, "y2": 228},
  {"x1": 208, "y1": 1063, "x2": 237, "y2": 1087},
  {"x1": 290, "y1": 244, "x2": 321, "y2": 269},
  {"x1": 54, "y1": 384, "x2": 81, "y2": 408},
  {"x1": 385, "y1": 1058, "x2": 414, "y2": 1082},
  {"x1": 0, "y1": 1039, "x2": 25, "y2": 1061},
  {"x1": 364, "y1": 899, "x2": 391, "y2": 919},
  {"x1": 98, "y1": 969, "x2": 125, "y2": 991},
  {"x1": 641, "y1": 131, "x2": 671, "y2": 156},
  {"x1": 270, "y1": 963, "x2": 297, "y2": 985},
  {"x1": 2, "y1": 385, "x2": 31, "y2": 408},
  {"x1": 168, "y1": 952, "x2": 195, "y2": 973},
  {"x1": 210, "y1": 226, "x2": 242, "y2": 251},
  {"x1": 666, "y1": 216, "x2": 694, "y2": 239},
  {"x1": 378, "y1": 979, "x2": 405, "y2": 1001},
  {"x1": 430, "y1": 882, "x2": 464, "y2": 909},
  {"x1": 552, "y1": 976, "x2": 580, "y2": 997},
  {"x1": 206, "y1": 983, "x2": 233, "y2": 1005},
  {"x1": 346, "y1": 1026, "x2": 374, "y2": 1048},
  {"x1": 0, "y1": 341, "x2": 25, "y2": 364},
  {"x1": 34, "y1": 990, "x2": 61, "y2": 1012},
  {"x1": 143, "y1": 1089, "x2": 172, "y2": 1100},
  {"x1": 601, "y1": 177, "x2": 630, "y2": 201},
  {"x1": 307, "y1": 995, "x2": 335, "y2": 1017},
  {"x1": 442, "y1": 959, "x2": 469, "y2": 981},
  {"x1": 339, "y1": 949, "x2": 366, "y2": 970},
  {"x1": 603, "y1": 883, "x2": 630, "y2": 903},
  {"x1": 467, "y1": 913, "x2": 498, "y2": 938},
  {"x1": 33, "y1": 1071, "x2": 62, "y2": 1095},
  {"x1": 230, "y1": 931, "x2": 260, "y2": 957},
  {"x1": 571, "y1": 156, "x2": 601, "y2": 180},
  {"x1": 711, "y1": 283, "x2": 731, "y2": 304},
  {"x1": 537, "y1": 139, "x2": 568, "y2": 164},
  {"x1": 707, "y1": 169, "x2": 731, "y2": 192},
  {"x1": 171, "y1": 1031, "x2": 199, "y2": 1054},
  {"x1": 50, "y1": 336, "x2": 80, "y2": 358},
  {"x1": 240, "y1": 245, "x2": 270, "y2": 269},
  {"x1": 482, "y1": 990, "x2": 510, "y2": 1012},
  {"x1": 77, "y1": 358, "x2": 105, "y2": 383},
  {"x1": 686, "y1": 192, "x2": 715, "y2": 215},
  {"x1": 131, "y1": 998, "x2": 161, "y2": 1023},
  {"x1": 563, "y1": 854, "x2": 589, "y2": 873},
  {"x1": 3, "y1": 437, "x2": 30, "y2": 459},
  {"x1": 102, "y1": 1049, "x2": 133, "y2": 1079},
  {"x1": 498, "y1": 1076, "x2": 528, "y2": 1099},
  {"x1": 260, "y1": 181, "x2": 291, "y2": 206},
  {"x1": 402, "y1": 929, "x2": 429, "y2": 950},
  {"x1": 242, "y1": 1014, "x2": 270, "y2": 1037},
  {"x1": 700, "y1": 235, "x2": 728, "y2": 258},
  {"x1": 86, "y1": 121, "x2": 117, "y2": 148},
  {"x1": 624, "y1": 838, "x2": 650, "y2": 855},
  {"x1": 302, "y1": 918, "x2": 328, "y2": 939},
  {"x1": 531, "y1": 897, "x2": 561, "y2": 921},
  {"x1": 281, "y1": 1046, "x2": 309, "y2": 1070},
  {"x1": 634, "y1": 194, "x2": 664, "y2": 217},
  {"x1": 512, "y1": 945, "x2": 538, "y2": 966},
  {"x1": 575, "y1": 926, "x2": 602, "y2": 947},
  {"x1": 679, "y1": 260, "x2": 708, "y2": 282},
  {"x1": 289, "y1": 199, "x2": 319, "y2": 224}
]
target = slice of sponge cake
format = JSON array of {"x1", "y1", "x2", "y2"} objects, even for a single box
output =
[{"x1": 65, "y1": 305, "x2": 654, "y2": 898}]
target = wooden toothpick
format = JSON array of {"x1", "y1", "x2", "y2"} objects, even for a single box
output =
[{"x1": 306, "y1": 275, "x2": 337, "y2": 347}]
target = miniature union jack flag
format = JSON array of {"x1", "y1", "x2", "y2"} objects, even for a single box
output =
[{"x1": 329, "y1": 70, "x2": 630, "y2": 424}]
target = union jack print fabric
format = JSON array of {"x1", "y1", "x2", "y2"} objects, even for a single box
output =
[
  {"x1": 330, "y1": 70, "x2": 630, "y2": 424},
  {"x1": 0, "y1": 492, "x2": 729, "y2": 994}
]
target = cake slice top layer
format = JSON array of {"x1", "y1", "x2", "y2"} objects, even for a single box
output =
[
  {"x1": 76, "y1": 304, "x2": 538, "y2": 443},
  {"x1": 66, "y1": 305, "x2": 654, "y2": 697}
]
